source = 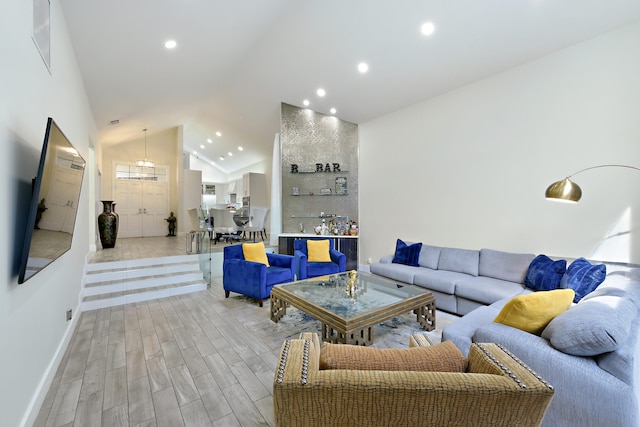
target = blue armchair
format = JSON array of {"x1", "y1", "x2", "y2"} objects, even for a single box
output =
[
  {"x1": 294, "y1": 238, "x2": 347, "y2": 280},
  {"x1": 223, "y1": 244, "x2": 295, "y2": 307}
]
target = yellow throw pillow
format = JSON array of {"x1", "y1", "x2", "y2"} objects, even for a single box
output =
[
  {"x1": 319, "y1": 341, "x2": 468, "y2": 372},
  {"x1": 242, "y1": 242, "x2": 269, "y2": 266},
  {"x1": 307, "y1": 240, "x2": 331, "y2": 262},
  {"x1": 494, "y1": 289, "x2": 574, "y2": 335}
]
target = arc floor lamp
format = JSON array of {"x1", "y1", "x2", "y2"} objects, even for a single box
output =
[{"x1": 545, "y1": 164, "x2": 640, "y2": 203}]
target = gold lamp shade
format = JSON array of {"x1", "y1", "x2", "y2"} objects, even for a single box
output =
[
  {"x1": 545, "y1": 164, "x2": 639, "y2": 203},
  {"x1": 545, "y1": 178, "x2": 582, "y2": 203}
]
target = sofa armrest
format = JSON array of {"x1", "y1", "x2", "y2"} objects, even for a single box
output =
[
  {"x1": 380, "y1": 254, "x2": 394, "y2": 263},
  {"x1": 268, "y1": 253, "x2": 294, "y2": 268},
  {"x1": 294, "y1": 250, "x2": 308, "y2": 279},
  {"x1": 329, "y1": 248, "x2": 347, "y2": 271}
]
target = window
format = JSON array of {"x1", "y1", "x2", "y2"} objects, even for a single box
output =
[{"x1": 115, "y1": 163, "x2": 167, "y2": 182}]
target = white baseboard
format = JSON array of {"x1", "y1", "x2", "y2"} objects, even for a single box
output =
[{"x1": 20, "y1": 303, "x2": 81, "y2": 427}]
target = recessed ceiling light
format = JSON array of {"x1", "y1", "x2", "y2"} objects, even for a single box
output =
[
  {"x1": 303, "y1": 99, "x2": 310, "y2": 107},
  {"x1": 228, "y1": 152, "x2": 233, "y2": 156},
  {"x1": 207, "y1": 138, "x2": 212, "y2": 143},
  {"x1": 216, "y1": 131, "x2": 222, "y2": 137},
  {"x1": 330, "y1": 108, "x2": 337, "y2": 114},
  {"x1": 357, "y1": 62, "x2": 369, "y2": 73},
  {"x1": 193, "y1": 151, "x2": 198, "y2": 155},
  {"x1": 200, "y1": 145, "x2": 205, "y2": 149},
  {"x1": 421, "y1": 22, "x2": 435, "y2": 36},
  {"x1": 238, "y1": 146, "x2": 244, "y2": 151},
  {"x1": 165, "y1": 40, "x2": 177, "y2": 49},
  {"x1": 219, "y1": 156, "x2": 225, "y2": 160},
  {"x1": 317, "y1": 88, "x2": 326, "y2": 97}
]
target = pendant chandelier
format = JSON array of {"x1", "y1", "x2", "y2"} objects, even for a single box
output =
[{"x1": 136, "y1": 128, "x2": 155, "y2": 168}]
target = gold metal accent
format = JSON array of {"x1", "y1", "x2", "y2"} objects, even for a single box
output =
[{"x1": 545, "y1": 164, "x2": 640, "y2": 203}]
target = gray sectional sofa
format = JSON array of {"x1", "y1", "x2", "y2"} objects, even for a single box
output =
[
  {"x1": 369, "y1": 244, "x2": 640, "y2": 427},
  {"x1": 370, "y1": 245, "x2": 536, "y2": 315}
]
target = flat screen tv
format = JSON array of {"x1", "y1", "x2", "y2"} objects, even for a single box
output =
[{"x1": 18, "y1": 118, "x2": 86, "y2": 283}]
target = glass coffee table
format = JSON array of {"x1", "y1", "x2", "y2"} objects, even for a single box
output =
[{"x1": 270, "y1": 270, "x2": 435, "y2": 346}]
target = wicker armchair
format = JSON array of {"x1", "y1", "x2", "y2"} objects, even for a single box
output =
[{"x1": 273, "y1": 333, "x2": 554, "y2": 427}]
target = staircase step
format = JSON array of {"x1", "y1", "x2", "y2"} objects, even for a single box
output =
[
  {"x1": 84, "y1": 271, "x2": 204, "y2": 295},
  {"x1": 85, "y1": 261, "x2": 202, "y2": 284},
  {"x1": 82, "y1": 253, "x2": 209, "y2": 311},
  {"x1": 81, "y1": 281, "x2": 208, "y2": 311}
]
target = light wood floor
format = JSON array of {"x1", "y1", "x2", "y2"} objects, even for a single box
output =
[{"x1": 34, "y1": 236, "x2": 448, "y2": 427}]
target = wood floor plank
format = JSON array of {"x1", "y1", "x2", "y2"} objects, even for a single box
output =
[
  {"x1": 203, "y1": 353, "x2": 238, "y2": 389},
  {"x1": 181, "y1": 399, "x2": 214, "y2": 427},
  {"x1": 146, "y1": 356, "x2": 172, "y2": 393},
  {"x1": 101, "y1": 403, "x2": 129, "y2": 427},
  {"x1": 168, "y1": 364, "x2": 200, "y2": 406},
  {"x1": 73, "y1": 390, "x2": 103, "y2": 427},
  {"x1": 193, "y1": 374, "x2": 233, "y2": 423},
  {"x1": 106, "y1": 340, "x2": 126, "y2": 371},
  {"x1": 45, "y1": 379, "x2": 82, "y2": 427},
  {"x1": 126, "y1": 348, "x2": 148, "y2": 381},
  {"x1": 161, "y1": 340, "x2": 186, "y2": 368},
  {"x1": 60, "y1": 350, "x2": 89, "y2": 384},
  {"x1": 152, "y1": 387, "x2": 186, "y2": 427},
  {"x1": 142, "y1": 333, "x2": 162, "y2": 360},
  {"x1": 79, "y1": 358, "x2": 107, "y2": 401},
  {"x1": 125, "y1": 329, "x2": 143, "y2": 352},
  {"x1": 103, "y1": 367, "x2": 127, "y2": 410},
  {"x1": 180, "y1": 346, "x2": 210, "y2": 379},
  {"x1": 229, "y1": 361, "x2": 270, "y2": 402},
  {"x1": 220, "y1": 383, "x2": 267, "y2": 426},
  {"x1": 127, "y1": 376, "x2": 155, "y2": 426}
]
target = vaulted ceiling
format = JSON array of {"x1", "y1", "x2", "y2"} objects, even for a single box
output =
[{"x1": 59, "y1": 0, "x2": 640, "y2": 174}]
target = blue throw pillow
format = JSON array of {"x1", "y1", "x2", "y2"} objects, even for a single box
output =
[
  {"x1": 560, "y1": 257, "x2": 606, "y2": 302},
  {"x1": 392, "y1": 239, "x2": 422, "y2": 267},
  {"x1": 524, "y1": 255, "x2": 567, "y2": 291}
]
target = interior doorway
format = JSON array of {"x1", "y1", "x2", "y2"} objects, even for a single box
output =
[{"x1": 113, "y1": 164, "x2": 169, "y2": 238}]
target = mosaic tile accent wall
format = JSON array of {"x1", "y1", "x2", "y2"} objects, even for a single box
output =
[{"x1": 280, "y1": 103, "x2": 359, "y2": 234}]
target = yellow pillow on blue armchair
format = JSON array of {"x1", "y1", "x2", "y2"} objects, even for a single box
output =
[
  {"x1": 494, "y1": 289, "x2": 574, "y2": 335},
  {"x1": 242, "y1": 242, "x2": 269, "y2": 266},
  {"x1": 307, "y1": 240, "x2": 332, "y2": 262}
]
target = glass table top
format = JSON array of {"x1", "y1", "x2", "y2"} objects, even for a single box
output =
[{"x1": 275, "y1": 271, "x2": 427, "y2": 319}]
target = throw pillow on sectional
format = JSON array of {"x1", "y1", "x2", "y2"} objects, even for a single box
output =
[
  {"x1": 524, "y1": 254, "x2": 567, "y2": 291},
  {"x1": 392, "y1": 239, "x2": 422, "y2": 267},
  {"x1": 560, "y1": 257, "x2": 607, "y2": 302},
  {"x1": 493, "y1": 288, "x2": 575, "y2": 335}
]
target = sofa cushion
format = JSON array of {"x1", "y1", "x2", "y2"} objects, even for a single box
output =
[
  {"x1": 392, "y1": 239, "x2": 422, "y2": 267},
  {"x1": 438, "y1": 248, "x2": 479, "y2": 276},
  {"x1": 541, "y1": 294, "x2": 637, "y2": 356},
  {"x1": 560, "y1": 257, "x2": 606, "y2": 302},
  {"x1": 242, "y1": 242, "x2": 270, "y2": 266},
  {"x1": 413, "y1": 269, "x2": 472, "y2": 295},
  {"x1": 524, "y1": 254, "x2": 566, "y2": 291},
  {"x1": 370, "y1": 262, "x2": 417, "y2": 285},
  {"x1": 319, "y1": 340, "x2": 468, "y2": 372},
  {"x1": 493, "y1": 289, "x2": 575, "y2": 335},
  {"x1": 455, "y1": 276, "x2": 527, "y2": 306},
  {"x1": 418, "y1": 244, "x2": 442, "y2": 269},
  {"x1": 478, "y1": 249, "x2": 535, "y2": 284},
  {"x1": 595, "y1": 315, "x2": 640, "y2": 385}
]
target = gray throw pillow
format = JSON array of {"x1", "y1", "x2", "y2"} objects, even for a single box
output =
[{"x1": 541, "y1": 295, "x2": 637, "y2": 356}]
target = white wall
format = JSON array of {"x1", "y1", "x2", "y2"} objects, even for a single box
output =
[
  {"x1": 359, "y1": 21, "x2": 640, "y2": 266},
  {"x1": 0, "y1": 1, "x2": 96, "y2": 426}
]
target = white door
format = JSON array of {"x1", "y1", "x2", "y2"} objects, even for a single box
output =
[
  {"x1": 142, "y1": 181, "x2": 169, "y2": 236},
  {"x1": 114, "y1": 180, "x2": 143, "y2": 238},
  {"x1": 114, "y1": 180, "x2": 168, "y2": 237},
  {"x1": 39, "y1": 166, "x2": 83, "y2": 233}
]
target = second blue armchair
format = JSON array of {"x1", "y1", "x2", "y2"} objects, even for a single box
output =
[{"x1": 294, "y1": 238, "x2": 347, "y2": 280}]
